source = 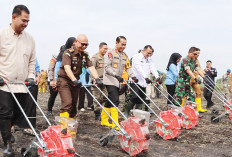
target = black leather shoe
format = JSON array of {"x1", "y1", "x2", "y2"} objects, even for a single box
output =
[{"x1": 206, "y1": 102, "x2": 214, "y2": 109}]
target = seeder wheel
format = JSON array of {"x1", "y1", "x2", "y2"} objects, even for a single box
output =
[
  {"x1": 212, "y1": 109, "x2": 219, "y2": 114},
  {"x1": 99, "y1": 135, "x2": 108, "y2": 147},
  {"x1": 211, "y1": 116, "x2": 220, "y2": 123}
]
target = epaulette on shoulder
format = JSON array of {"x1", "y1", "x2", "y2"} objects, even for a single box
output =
[{"x1": 67, "y1": 48, "x2": 75, "y2": 53}]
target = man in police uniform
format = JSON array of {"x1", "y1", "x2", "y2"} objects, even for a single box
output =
[
  {"x1": 203, "y1": 60, "x2": 217, "y2": 108},
  {"x1": 91, "y1": 42, "x2": 108, "y2": 120},
  {"x1": 102, "y1": 36, "x2": 137, "y2": 129},
  {"x1": 47, "y1": 53, "x2": 59, "y2": 116},
  {"x1": 190, "y1": 48, "x2": 207, "y2": 112},
  {"x1": 57, "y1": 34, "x2": 102, "y2": 119},
  {"x1": 221, "y1": 69, "x2": 231, "y2": 100},
  {"x1": 174, "y1": 47, "x2": 204, "y2": 106}
]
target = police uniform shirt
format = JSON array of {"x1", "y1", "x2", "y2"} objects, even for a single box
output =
[
  {"x1": 91, "y1": 53, "x2": 104, "y2": 78},
  {"x1": 48, "y1": 55, "x2": 57, "y2": 81},
  {"x1": 0, "y1": 25, "x2": 36, "y2": 93},
  {"x1": 132, "y1": 52, "x2": 159, "y2": 87},
  {"x1": 58, "y1": 47, "x2": 93, "y2": 81},
  {"x1": 103, "y1": 48, "x2": 134, "y2": 87}
]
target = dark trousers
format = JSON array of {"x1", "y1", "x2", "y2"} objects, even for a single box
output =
[
  {"x1": 78, "y1": 86, "x2": 93, "y2": 110},
  {"x1": 166, "y1": 84, "x2": 176, "y2": 105},
  {"x1": 57, "y1": 77, "x2": 79, "y2": 118},
  {"x1": 48, "y1": 85, "x2": 58, "y2": 111},
  {"x1": 204, "y1": 84, "x2": 214, "y2": 106},
  {"x1": 104, "y1": 85, "x2": 119, "y2": 108},
  {"x1": 130, "y1": 84, "x2": 146, "y2": 104},
  {"x1": 13, "y1": 86, "x2": 38, "y2": 128}
]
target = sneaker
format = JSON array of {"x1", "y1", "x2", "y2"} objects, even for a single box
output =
[{"x1": 80, "y1": 108, "x2": 85, "y2": 112}]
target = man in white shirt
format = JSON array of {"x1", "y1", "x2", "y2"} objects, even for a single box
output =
[
  {"x1": 0, "y1": 5, "x2": 36, "y2": 156},
  {"x1": 124, "y1": 45, "x2": 159, "y2": 117}
]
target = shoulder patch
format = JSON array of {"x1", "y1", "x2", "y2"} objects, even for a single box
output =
[
  {"x1": 68, "y1": 48, "x2": 75, "y2": 53},
  {"x1": 50, "y1": 59, "x2": 55, "y2": 64},
  {"x1": 65, "y1": 52, "x2": 71, "y2": 57},
  {"x1": 108, "y1": 52, "x2": 112, "y2": 59}
]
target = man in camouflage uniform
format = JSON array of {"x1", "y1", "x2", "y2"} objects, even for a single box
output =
[
  {"x1": 174, "y1": 47, "x2": 204, "y2": 106},
  {"x1": 221, "y1": 69, "x2": 231, "y2": 100},
  {"x1": 190, "y1": 48, "x2": 207, "y2": 112},
  {"x1": 91, "y1": 42, "x2": 108, "y2": 120}
]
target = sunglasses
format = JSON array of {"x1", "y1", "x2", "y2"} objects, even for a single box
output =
[{"x1": 77, "y1": 40, "x2": 89, "y2": 47}]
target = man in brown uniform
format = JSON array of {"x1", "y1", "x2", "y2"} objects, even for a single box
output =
[
  {"x1": 190, "y1": 48, "x2": 207, "y2": 112},
  {"x1": 102, "y1": 36, "x2": 137, "y2": 130},
  {"x1": 91, "y1": 42, "x2": 108, "y2": 120},
  {"x1": 57, "y1": 34, "x2": 102, "y2": 119}
]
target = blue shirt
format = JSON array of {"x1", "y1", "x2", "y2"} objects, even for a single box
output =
[
  {"x1": 55, "y1": 61, "x2": 62, "y2": 80},
  {"x1": 79, "y1": 68, "x2": 91, "y2": 87},
  {"x1": 35, "y1": 58, "x2": 40, "y2": 77},
  {"x1": 165, "y1": 63, "x2": 179, "y2": 85}
]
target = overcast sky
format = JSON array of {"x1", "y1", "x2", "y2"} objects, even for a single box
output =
[{"x1": 1, "y1": 0, "x2": 232, "y2": 78}]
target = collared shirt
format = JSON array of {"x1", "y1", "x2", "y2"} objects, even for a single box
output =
[
  {"x1": 103, "y1": 48, "x2": 134, "y2": 87},
  {"x1": 0, "y1": 26, "x2": 36, "y2": 93},
  {"x1": 58, "y1": 47, "x2": 93, "y2": 81},
  {"x1": 91, "y1": 52, "x2": 104, "y2": 78},
  {"x1": 132, "y1": 53, "x2": 159, "y2": 87},
  {"x1": 48, "y1": 55, "x2": 57, "y2": 81},
  {"x1": 205, "y1": 67, "x2": 217, "y2": 86},
  {"x1": 178, "y1": 56, "x2": 199, "y2": 83}
]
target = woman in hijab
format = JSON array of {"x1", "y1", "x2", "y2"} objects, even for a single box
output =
[
  {"x1": 165, "y1": 53, "x2": 182, "y2": 108},
  {"x1": 55, "y1": 37, "x2": 76, "y2": 80}
]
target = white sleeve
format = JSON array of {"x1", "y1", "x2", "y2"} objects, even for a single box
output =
[
  {"x1": 150, "y1": 61, "x2": 159, "y2": 78},
  {"x1": 133, "y1": 56, "x2": 147, "y2": 78}
]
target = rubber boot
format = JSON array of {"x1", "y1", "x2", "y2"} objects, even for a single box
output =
[
  {"x1": 101, "y1": 107, "x2": 112, "y2": 127},
  {"x1": 0, "y1": 119, "x2": 14, "y2": 157},
  {"x1": 111, "y1": 107, "x2": 119, "y2": 130},
  {"x1": 60, "y1": 112, "x2": 69, "y2": 128},
  {"x1": 124, "y1": 100, "x2": 135, "y2": 118},
  {"x1": 39, "y1": 88, "x2": 41, "y2": 93},
  {"x1": 94, "y1": 109, "x2": 101, "y2": 121},
  {"x1": 144, "y1": 100, "x2": 150, "y2": 111},
  {"x1": 196, "y1": 98, "x2": 207, "y2": 112},
  {"x1": 43, "y1": 88, "x2": 45, "y2": 93},
  {"x1": 181, "y1": 97, "x2": 185, "y2": 107}
]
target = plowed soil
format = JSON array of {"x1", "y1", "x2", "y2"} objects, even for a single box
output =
[{"x1": 1, "y1": 92, "x2": 232, "y2": 157}]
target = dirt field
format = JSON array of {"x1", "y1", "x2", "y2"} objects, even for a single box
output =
[{"x1": 1, "y1": 91, "x2": 232, "y2": 157}]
